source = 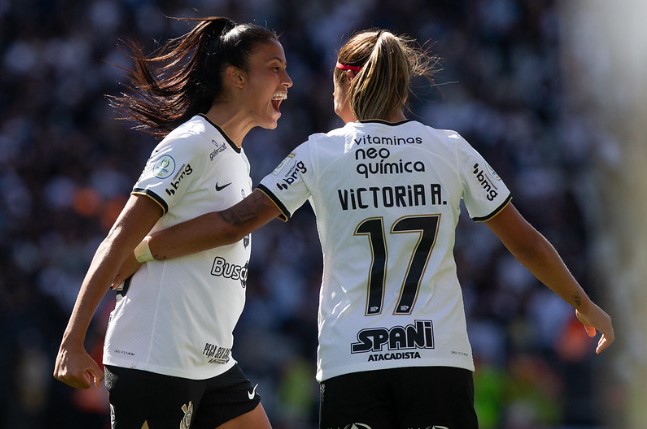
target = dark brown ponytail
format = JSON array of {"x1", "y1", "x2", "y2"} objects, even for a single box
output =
[{"x1": 110, "y1": 17, "x2": 278, "y2": 137}]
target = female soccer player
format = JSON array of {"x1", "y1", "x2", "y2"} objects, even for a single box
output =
[
  {"x1": 120, "y1": 29, "x2": 613, "y2": 429},
  {"x1": 53, "y1": 16, "x2": 292, "y2": 429}
]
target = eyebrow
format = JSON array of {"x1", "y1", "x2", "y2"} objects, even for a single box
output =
[{"x1": 268, "y1": 56, "x2": 287, "y2": 66}]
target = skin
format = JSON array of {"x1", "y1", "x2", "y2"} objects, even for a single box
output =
[
  {"x1": 209, "y1": 39, "x2": 292, "y2": 146},
  {"x1": 53, "y1": 37, "x2": 292, "y2": 429},
  {"x1": 114, "y1": 68, "x2": 614, "y2": 355}
]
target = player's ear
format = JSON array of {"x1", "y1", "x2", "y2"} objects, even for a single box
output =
[{"x1": 226, "y1": 66, "x2": 245, "y2": 89}]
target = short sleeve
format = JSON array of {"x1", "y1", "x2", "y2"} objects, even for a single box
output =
[
  {"x1": 457, "y1": 137, "x2": 512, "y2": 221},
  {"x1": 133, "y1": 137, "x2": 202, "y2": 214},
  {"x1": 258, "y1": 142, "x2": 312, "y2": 221}
]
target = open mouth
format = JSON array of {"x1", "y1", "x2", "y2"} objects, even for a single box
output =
[{"x1": 271, "y1": 92, "x2": 287, "y2": 111}]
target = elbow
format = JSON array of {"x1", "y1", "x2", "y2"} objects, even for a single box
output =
[{"x1": 508, "y1": 230, "x2": 553, "y2": 264}]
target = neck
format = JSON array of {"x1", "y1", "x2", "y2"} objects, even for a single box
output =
[
  {"x1": 204, "y1": 104, "x2": 252, "y2": 148},
  {"x1": 346, "y1": 109, "x2": 407, "y2": 124},
  {"x1": 387, "y1": 109, "x2": 407, "y2": 123}
]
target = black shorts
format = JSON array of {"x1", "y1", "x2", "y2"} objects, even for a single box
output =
[
  {"x1": 104, "y1": 364, "x2": 261, "y2": 429},
  {"x1": 319, "y1": 366, "x2": 478, "y2": 429}
]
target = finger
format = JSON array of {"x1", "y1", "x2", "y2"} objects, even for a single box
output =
[
  {"x1": 82, "y1": 371, "x2": 95, "y2": 388},
  {"x1": 60, "y1": 373, "x2": 92, "y2": 389},
  {"x1": 583, "y1": 324, "x2": 596, "y2": 338},
  {"x1": 94, "y1": 367, "x2": 105, "y2": 385},
  {"x1": 55, "y1": 368, "x2": 89, "y2": 389},
  {"x1": 88, "y1": 363, "x2": 105, "y2": 387},
  {"x1": 596, "y1": 336, "x2": 609, "y2": 354}
]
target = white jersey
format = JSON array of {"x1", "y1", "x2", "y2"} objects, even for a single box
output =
[
  {"x1": 259, "y1": 120, "x2": 511, "y2": 381},
  {"x1": 104, "y1": 115, "x2": 252, "y2": 380}
]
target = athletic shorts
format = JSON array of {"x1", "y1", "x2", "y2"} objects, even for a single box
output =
[
  {"x1": 104, "y1": 364, "x2": 261, "y2": 429},
  {"x1": 319, "y1": 366, "x2": 478, "y2": 429}
]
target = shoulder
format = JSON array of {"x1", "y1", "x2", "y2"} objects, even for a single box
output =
[
  {"x1": 162, "y1": 115, "x2": 232, "y2": 151},
  {"x1": 407, "y1": 121, "x2": 464, "y2": 143},
  {"x1": 289, "y1": 126, "x2": 349, "y2": 155},
  {"x1": 147, "y1": 117, "x2": 224, "y2": 172},
  {"x1": 299, "y1": 123, "x2": 361, "y2": 149},
  {"x1": 307, "y1": 125, "x2": 348, "y2": 142},
  {"x1": 158, "y1": 116, "x2": 206, "y2": 146}
]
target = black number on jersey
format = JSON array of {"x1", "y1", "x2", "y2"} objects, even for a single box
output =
[{"x1": 354, "y1": 215, "x2": 440, "y2": 315}]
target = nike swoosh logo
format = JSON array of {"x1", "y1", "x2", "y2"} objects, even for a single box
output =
[
  {"x1": 247, "y1": 384, "x2": 258, "y2": 400},
  {"x1": 215, "y1": 182, "x2": 232, "y2": 191}
]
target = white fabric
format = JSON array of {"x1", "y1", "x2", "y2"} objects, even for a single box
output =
[
  {"x1": 104, "y1": 115, "x2": 253, "y2": 379},
  {"x1": 259, "y1": 120, "x2": 511, "y2": 381}
]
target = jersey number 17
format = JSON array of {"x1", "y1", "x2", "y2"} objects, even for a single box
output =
[{"x1": 354, "y1": 215, "x2": 440, "y2": 316}]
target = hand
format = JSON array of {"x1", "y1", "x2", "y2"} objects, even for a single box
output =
[
  {"x1": 111, "y1": 253, "x2": 142, "y2": 290},
  {"x1": 575, "y1": 303, "x2": 614, "y2": 354},
  {"x1": 54, "y1": 344, "x2": 104, "y2": 389}
]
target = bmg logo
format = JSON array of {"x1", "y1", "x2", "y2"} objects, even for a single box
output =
[{"x1": 276, "y1": 160, "x2": 307, "y2": 190}]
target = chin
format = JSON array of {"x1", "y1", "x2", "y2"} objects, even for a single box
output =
[{"x1": 260, "y1": 120, "x2": 279, "y2": 130}]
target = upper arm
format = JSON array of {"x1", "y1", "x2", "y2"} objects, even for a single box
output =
[
  {"x1": 108, "y1": 193, "x2": 164, "y2": 250},
  {"x1": 483, "y1": 202, "x2": 543, "y2": 258}
]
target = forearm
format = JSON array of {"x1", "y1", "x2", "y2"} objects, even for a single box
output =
[
  {"x1": 147, "y1": 212, "x2": 235, "y2": 260},
  {"x1": 485, "y1": 203, "x2": 590, "y2": 310},
  {"x1": 60, "y1": 238, "x2": 123, "y2": 347},
  {"x1": 147, "y1": 189, "x2": 281, "y2": 260},
  {"x1": 507, "y1": 233, "x2": 590, "y2": 310},
  {"x1": 485, "y1": 203, "x2": 614, "y2": 354},
  {"x1": 61, "y1": 194, "x2": 162, "y2": 347}
]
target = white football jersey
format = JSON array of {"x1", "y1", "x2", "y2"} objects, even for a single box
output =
[
  {"x1": 104, "y1": 115, "x2": 253, "y2": 380},
  {"x1": 259, "y1": 120, "x2": 511, "y2": 382}
]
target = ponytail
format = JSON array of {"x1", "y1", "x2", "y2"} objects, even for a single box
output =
[
  {"x1": 336, "y1": 29, "x2": 437, "y2": 121},
  {"x1": 110, "y1": 17, "x2": 278, "y2": 137}
]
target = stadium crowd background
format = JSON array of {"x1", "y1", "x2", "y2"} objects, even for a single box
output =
[{"x1": 1, "y1": 0, "x2": 644, "y2": 428}]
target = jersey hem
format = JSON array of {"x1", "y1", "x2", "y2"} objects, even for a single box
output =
[
  {"x1": 317, "y1": 358, "x2": 475, "y2": 382},
  {"x1": 357, "y1": 119, "x2": 413, "y2": 126},
  {"x1": 472, "y1": 193, "x2": 512, "y2": 222},
  {"x1": 132, "y1": 188, "x2": 168, "y2": 214},
  {"x1": 103, "y1": 357, "x2": 238, "y2": 380},
  {"x1": 257, "y1": 184, "x2": 290, "y2": 221}
]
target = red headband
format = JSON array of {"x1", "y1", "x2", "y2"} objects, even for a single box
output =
[{"x1": 336, "y1": 61, "x2": 362, "y2": 72}]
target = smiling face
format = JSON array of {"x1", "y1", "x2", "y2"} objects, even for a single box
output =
[{"x1": 238, "y1": 39, "x2": 292, "y2": 130}]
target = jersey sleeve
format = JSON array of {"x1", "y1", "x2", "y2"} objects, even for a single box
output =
[
  {"x1": 257, "y1": 142, "x2": 312, "y2": 221},
  {"x1": 456, "y1": 136, "x2": 512, "y2": 221},
  {"x1": 132, "y1": 136, "x2": 203, "y2": 214}
]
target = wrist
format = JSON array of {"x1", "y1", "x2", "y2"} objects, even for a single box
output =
[
  {"x1": 59, "y1": 330, "x2": 87, "y2": 350},
  {"x1": 134, "y1": 236, "x2": 154, "y2": 262}
]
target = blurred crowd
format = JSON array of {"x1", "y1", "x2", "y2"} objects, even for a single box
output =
[{"x1": 0, "y1": 0, "x2": 616, "y2": 428}]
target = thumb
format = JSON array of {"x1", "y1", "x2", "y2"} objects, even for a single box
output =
[{"x1": 87, "y1": 364, "x2": 104, "y2": 387}]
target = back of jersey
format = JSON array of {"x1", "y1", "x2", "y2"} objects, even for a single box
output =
[{"x1": 259, "y1": 119, "x2": 511, "y2": 381}]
